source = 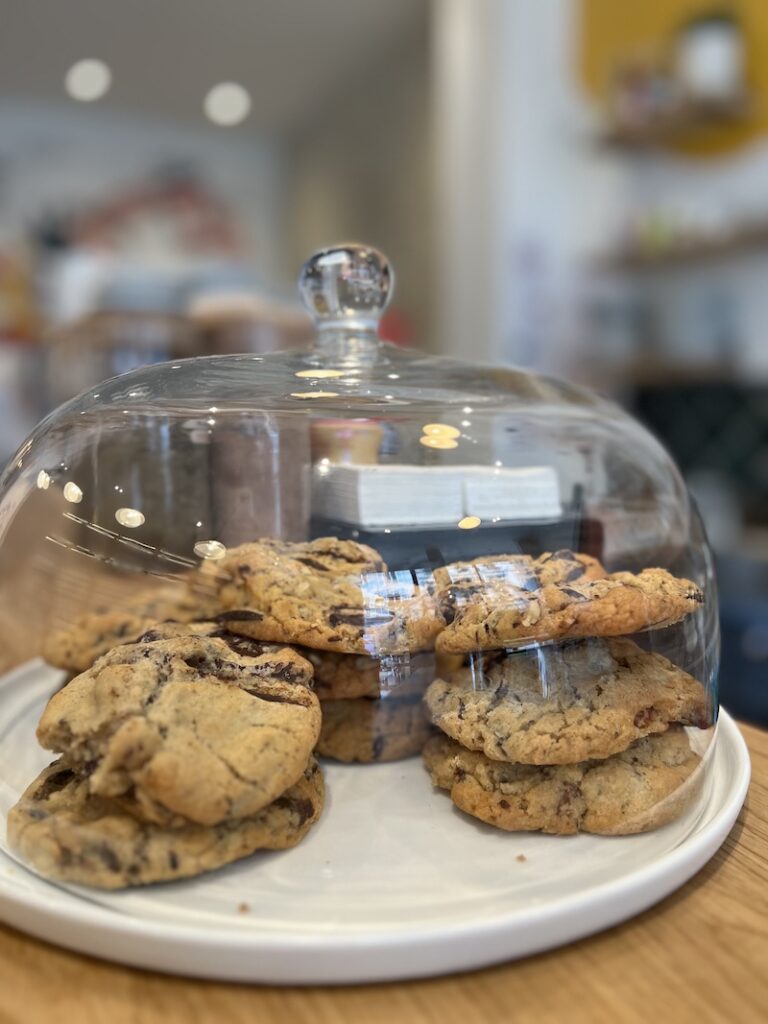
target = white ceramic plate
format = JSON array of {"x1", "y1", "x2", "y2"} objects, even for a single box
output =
[{"x1": 0, "y1": 660, "x2": 750, "y2": 984}]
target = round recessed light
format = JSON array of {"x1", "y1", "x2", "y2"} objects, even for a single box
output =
[
  {"x1": 115, "y1": 507, "x2": 145, "y2": 529},
  {"x1": 422, "y1": 423, "x2": 461, "y2": 439},
  {"x1": 204, "y1": 82, "x2": 251, "y2": 126},
  {"x1": 194, "y1": 540, "x2": 227, "y2": 560},
  {"x1": 458, "y1": 516, "x2": 482, "y2": 530},
  {"x1": 65, "y1": 59, "x2": 112, "y2": 102},
  {"x1": 419, "y1": 436, "x2": 459, "y2": 450},
  {"x1": 63, "y1": 482, "x2": 83, "y2": 504}
]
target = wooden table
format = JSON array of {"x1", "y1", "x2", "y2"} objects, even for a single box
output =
[{"x1": 0, "y1": 653, "x2": 765, "y2": 1023}]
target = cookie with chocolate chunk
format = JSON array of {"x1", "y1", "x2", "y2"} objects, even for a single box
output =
[
  {"x1": 434, "y1": 549, "x2": 605, "y2": 600},
  {"x1": 436, "y1": 566, "x2": 703, "y2": 653},
  {"x1": 423, "y1": 727, "x2": 703, "y2": 834},
  {"x1": 42, "y1": 585, "x2": 221, "y2": 673},
  {"x1": 305, "y1": 649, "x2": 435, "y2": 701},
  {"x1": 8, "y1": 757, "x2": 324, "y2": 889},
  {"x1": 207, "y1": 537, "x2": 441, "y2": 655},
  {"x1": 425, "y1": 637, "x2": 710, "y2": 764},
  {"x1": 316, "y1": 694, "x2": 433, "y2": 762},
  {"x1": 37, "y1": 626, "x2": 319, "y2": 827}
]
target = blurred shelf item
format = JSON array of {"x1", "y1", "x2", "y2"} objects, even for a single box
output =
[
  {"x1": 44, "y1": 309, "x2": 197, "y2": 409},
  {"x1": 188, "y1": 291, "x2": 313, "y2": 354},
  {"x1": 617, "y1": 359, "x2": 734, "y2": 388},
  {"x1": 598, "y1": 94, "x2": 753, "y2": 150},
  {"x1": 0, "y1": 343, "x2": 45, "y2": 460},
  {"x1": 741, "y1": 526, "x2": 768, "y2": 561},
  {"x1": 595, "y1": 218, "x2": 768, "y2": 272},
  {"x1": 0, "y1": 250, "x2": 40, "y2": 343},
  {"x1": 717, "y1": 550, "x2": 768, "y2": 727}
]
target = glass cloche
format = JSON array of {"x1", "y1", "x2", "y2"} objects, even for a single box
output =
[{"x1": 0, "y1": 243, "x2": 717, "y2": 891}]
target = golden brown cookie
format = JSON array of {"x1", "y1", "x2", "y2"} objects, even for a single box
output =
[
  {"x1": 305, "y1": 649, "x2": 435, "y2": 700},
  {"x1": 436, "y1": 567, "x2": 703, "y2": 653},
  {"x1": 423, "y1": 728, "x2": 703, "y2": 834},
  {"x1": 207, "y1": 537, "x2": 442, "y2": 655},
  {"x1": 8, "y1": 758, "x2": 324, "y2": 889},
  {"x1": 316, "y1": 695, "x2": 433, "y2": 762},
  {"x1": 37, "y1": 626, "x2": 320, "y2": 827},
  {"x1": 425, "y1": 637, "x2": 710, "y2": 764},
  {"x1": 42, "y1": 585, "x2": 221, "y2": 673},
  {"x1": 433, "y1": 549, "x2": 606, "y2": 597}
]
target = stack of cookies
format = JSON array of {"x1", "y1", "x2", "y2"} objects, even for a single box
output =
[
  {"x1": 15, "y1": 537, "x2": 713, "y2": 889},
  {"x1": 40, "y1": 537, "x2": 442, "y2": 765},
  {"x1": 9, "y1": 623, "x2": 324, "y2": 887},
  {"x1": 202, "y1": 538, "x2": 440, "y2": 763},
  {"x1": 423, "y1": 550, "x2": 711, "y2": 835}
]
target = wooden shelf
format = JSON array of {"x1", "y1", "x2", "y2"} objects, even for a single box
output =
[
  {"x1": 598, "y1": 95, "x2": 753, "y2": 150},
  {"x1": 596, "y1": 221, "x2": 768, "y2": 273}
]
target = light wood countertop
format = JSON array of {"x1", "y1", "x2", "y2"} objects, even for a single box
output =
[{"x1": 0, "y1": 653, "x2": 764, "y2": 1022}]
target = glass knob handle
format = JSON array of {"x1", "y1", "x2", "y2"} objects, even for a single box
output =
[{"x1": 298, "y1": 243, "x2": 393, "y2": 333}]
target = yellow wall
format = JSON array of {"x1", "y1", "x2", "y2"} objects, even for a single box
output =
[{"x1": 579, "y1": 0, "x2": 768, "y2": 155}]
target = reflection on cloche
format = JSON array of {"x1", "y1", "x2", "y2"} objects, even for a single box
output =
[{"x1": 0, "y1": 243, "x2": 719, "y2": 900}]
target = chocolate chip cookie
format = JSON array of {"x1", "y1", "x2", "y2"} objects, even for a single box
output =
[
  {"x1": 305, "y1": 650, "x2": 435, "y2": 700},
  {"x1": 316, "y1": 694, "x2": 433, "y2": 762},
  {"x1": 8, "y1": 757, "x2": 324, "y2": 888},
  {"x1": 434, "y1": 549, "x2": 606, "y2": 597},
  {"x1": 423, "y1": 727, "x2": 703, "y2": 834},
  {"x1": 425, "y1": 637, "x2": 709, "y2": 764},
  {"x1": 207, "y1": 537, "x2": 441, "y2": 655},
  {"x1": 42, "y1": 585, "x2": 220, "y2": 673},
  {"x1": 37, "y1": 626, "x2": 320, "y2": 827},
  {"x1": 436, "y1": 567, "x2": 703, "y2": 653}
]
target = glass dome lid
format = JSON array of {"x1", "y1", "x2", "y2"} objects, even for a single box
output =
[
  {"x1": 0, "y1": 244, "x2": 718, "y2": 891},
  {"x1": 2, "y1": 244, "x2": 706, "y2": 561}
]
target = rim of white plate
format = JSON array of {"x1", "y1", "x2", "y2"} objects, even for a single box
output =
[{"x1": 0, "y1": 705, "x2": 750, "y2": 956}]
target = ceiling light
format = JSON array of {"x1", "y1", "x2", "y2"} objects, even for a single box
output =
[
  {"x1": 65, "y1": 59, "x2": 112, "y2": 102},
  {"x1": 63, "y1": 482, "x2": 83, "y2": 504},
  {"x1": 204, "y1": 82, "x2": 251, "y2": 126},
  {"x1": 420, "y1": 436, "x2": 458, "y2": 450},
  {"x1": 194, "y1": 540, "x2": 227, "y2": 560},
  {"x1": 458, "y1": 516, "x2": 481, "y2": 530},
  {"x1": 422, "y1": 423, "x2": 461, "y2": 439},
  {"x1": 115, "y1": 508, "x2": 145, "y2": 529}
]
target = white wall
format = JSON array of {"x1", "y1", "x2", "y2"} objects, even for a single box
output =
[
  {"x1": 431, "y1": 0, "x2": 768, "y2": 382},
  {"x1": 618, "y1": 139, "x2": 768, "y2": 380},
  {"x1": 431, "y1": 0, "x2": 628, "y2": 372},
  {"x1": 284, "y1": 27, "x2": 433, "y2": 346}
]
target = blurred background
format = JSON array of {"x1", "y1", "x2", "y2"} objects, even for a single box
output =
[{"x1": 0, "y1": 0, "x2": 765, "y2": 721}]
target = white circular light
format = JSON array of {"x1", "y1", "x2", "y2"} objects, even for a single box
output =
[
  {"x1": 65, "y1": 59, "x2": 112, "y2": 102},
  {"x1": 115, "y1": 507, "x2": 145, "y2": 529},
  {"x1": 36, "y1": 471, "x2": 51, "y2": 490},
  {"x1": 194, "y1": 540, "x2": 227, "y2": 560},
  {"x1": 63, "y1": 482, "x2": 83, "y2": 504},
  {"x1": 204, "y1": 82, "x2": 251, "y2": 126}
]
